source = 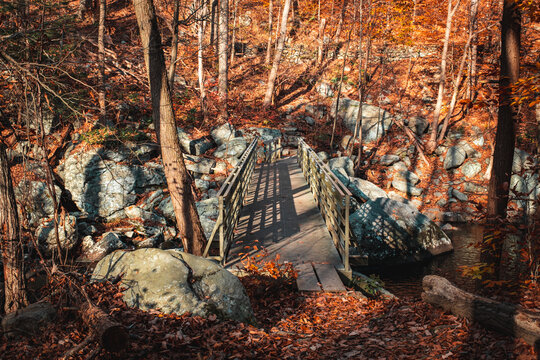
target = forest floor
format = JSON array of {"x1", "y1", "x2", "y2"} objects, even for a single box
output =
[{"x1": 1, "y1": 262, "x2": 538, "y2": 360}]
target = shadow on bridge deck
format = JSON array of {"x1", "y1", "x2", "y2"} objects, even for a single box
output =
[{"x1": 226, "y1": 156, "x2": 343, "y2": 269}]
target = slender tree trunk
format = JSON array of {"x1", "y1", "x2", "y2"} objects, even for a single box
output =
[
  {"x1": 426, "y1": 0, "x2": 461, "y2": 153},
  {"x1": 132, "y1": 0, "x2": 207, "y2": 256},
  {"x1": 467, "y1": 0, "x2": 479, "y2": 100},
  {"x1": 317, "y1": 18, "x2": 326, "y2": 64},
  {"x1": 210, "y1": 0, "x2": 217, "y2": 46},
  {"x1": 0, "y1": 142, "x2": 28, "y2": 313},
  {"x1": 230, "y1": 0, "x2": 238, "y2": 64},
  {"x1": 263, "y1": 0, "x2": 292, "y2": 106},
  {"x1": 487, "y1": 0, "x2": 520, "y2": 219},
  {"x1": 197, "y1": 0, "x2": 208, "y2": 119},
  {"x1": 350, "y1": 0, "x2": 363, "y2": 157},
  {"x1": 330, "y1": 29, "x2": 352, "y2": 149},
  {"x1": 168, "y1": 0, "x2": 181, "y2": 90},
  {"x1": 332, "y1": 0, "x2": 347, "y2": 58},
  {"x1": 98, "y1": 0, "x2": 106, "y2": 120},
  {"x1": 217, "y1": 0, "x2": 228, "y2": 120},
  {"x1": 265, "y1": 0, "x2": 274, "y2": 64},
  {"x1": 437, "y1": 34, "x2": 473, "y2": 143}
]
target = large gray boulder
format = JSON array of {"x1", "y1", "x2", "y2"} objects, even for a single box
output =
[
  {"x1": 333, "y1": 170, "x2": 388, "y2": 203},
  {"x1": 392, "y1": 170, "x2": 422, "y2": 196},
  {"x1": 461, "y1": 161, "x2": 482, "y2": 179},
  {"x1": 92, "y1": 248, "x2": 255, "y2": 323},
  {"x1": 15, "y1": 180, "x2": 61, "y2": 227},
  {"x1": 329, "y1": 156, "x2": 354, "y2": 177},
  {"x1": 2, "y1": 302, "x2": 56, "y2": 337},
  {"x1": 213, "y1": 137, "x2": 247, "y2": 159},
  {"x1": 183, "y1": 154, "x2": 217, "y2": 174},
  {"x1": 211, "y1": 123, "x2": 237, "y2": 145},
  {"x1": 331, "y1": 98, "x2": 393, "y2": 143},
  {"x1": 240, "y1": 127, "x2": 281, "y2": 142},
  {"x1": 177, "y1": 128, "x2": 215, "y2": 155},
  {"x1": 349, "y1": 198, "x2": 453, "y2": 266},
  {"x1": 63, "y1": 148, "x2": 166, "y2": 219},
  {"x1": 35, "y1": 214, "x2": 78, "y2": 255},
  {"x1": 443, "y1": 145, "x2": 467, "y2": 170},
  {"x1": 513, "y1": 148, "x2": 536, "y2": 174},
  {"x1": 79, "y1": 232, "x2": 127, "y2": 262}
]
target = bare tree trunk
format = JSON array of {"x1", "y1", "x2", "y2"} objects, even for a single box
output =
[
  {"x1": 437, "y1": 34, "x2": 473, "y2": 143},
  {"x1": 467, "y1": 0, "x2": 479, "y2": 100},
  {"x1": 317, "y1": 18, "x2": 326, "y2": 64},
  {"x1": 330, "y1": 29, "x2": 352, "y2": 149},
  {"x1": 197, "y1": 0, "x2": 208, "y2": 119},
  {"x1": 487, "y1": 0, "x2": 520, "y2": 219},
  {"x1": 132, "y1": 0, "x2": 207, "y2": 255},
  {"x1": 349, "y1": 0, "x2": 363, "y2": 157},
  {"x1": 210, "y1": 0, "x2": 217, "y2": 46},
  {"x1": 426, "y1": 0, "x2": 461, "y2": 153},
  {"x1": 98, "y1": 0, "x2": 106, "y2": 120},
  {"x1": 230, "y1": 0, "x2": 239, "y2": 64},
  {"x1": 168, "y1": 0, "x2": 181, "y2": 90},
  {"x1": 265, "y1": 0, "x2": 274, "y2": 64},
  {"x1": 263, "y1": 0, "x2": 292, "y2": 106},
  {"x1": 217, "y1": 0, "x2": 228, "y2": 120},
  {"x1": 332, "y1": 0, "x2": 347, "y2": 58},
  {"x1": 0, "y1": 142, "x2": 28, "y2": 313}
]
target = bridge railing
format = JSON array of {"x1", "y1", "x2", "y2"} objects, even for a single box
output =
[
  {"x1": 263, "y1": 137, "x2": 282, "y2": 163},
  {"x1": 203, "y1": 137, "x2": 259, "y2": 264},
  {"x1": 297, "y1": 139, "x2": 352, "y2": 274}
]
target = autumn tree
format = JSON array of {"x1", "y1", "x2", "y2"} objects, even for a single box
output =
[
  {"x1": 486, "y1": 0, "x2": 521, "y2": 219},
  {"x1": 263, "y1": 0, "x2": 292, "y2": 106},
  {"x1": 0, "y1": 142, "x2": 28, "y2": 313},
  {"x1": 218, "y1": 0, "x2": 228, "y2": 120},
  {"x1": 132, "y1": 0, "x2": 207, "y2": 255}
]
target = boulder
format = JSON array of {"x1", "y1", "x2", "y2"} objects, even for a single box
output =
[
  {"x1": 461, "y1": 161, "x2": 482, "y2": 179},
  {"x1": 317, "y1": 151, "x2": 330, "y2": 162},
  {"x1": 316, "y1": 82, "x2": 334, "y2": 97},
  {"x1": 331, "y1": 98, "x2": 393, "y2": 143},
  {"x1": 210, "y1": 123, "x2": 236, "y2": 145},
  {"x1": 177, "y1": 128, "x2": 215, "y2": 156},
  {"x1": 378, "y1": 154, "x2": 400, "y2": 166},
  {"x1": 349, "y1": 198, "x2": 453, "y2": 266},
  {"x1": 329, "y1": 156, "x2": 354, "y2": 177},
  {"x1": 305, "y1": 116, "x2": 315, "y2": 126},
  {"x1": 443, "y1": 145, "x2": 467, "y2": 170},
  {"x1": 183, "y1": 154, "x2": 216, "y2": 174},
  {"x1": 406, "y1": 116, "x2": 429, "y2": 135},
  {"x1": 15, "y1": 180, "x2": 61, "y2": 227},
  {"x1": 80, "y1": 232, "x2": 127, "y2": 262},
  {"x1": 240, "y1": 127, "x2": 281, "y2": 142},
  {"x1": 513, "y1": 148, "x2": 536, "y2": 174},
  {"x1": 92, "y1": 248, "x2": 255, "y2": 323},
  {"x1": 333, "y1": 170, "x2": 388, "y2": 203},
  {"x1": 457, "y1": 141, "x2": 480, "y2": 159},
  {"x1": 392, "y1": 170, "x2": 422, "y2": 196},
  {"x1": 196, "y1": 197, "x2": 220, "y2": 219},
  {"x1": 2, "y1": 302, "x2": 56, "y2": 337},
  {"x1": 63, "y1": 148, "x2": 166, "y2": 219},
  {"x1": 449, "y1": 188, "x2": 468, "y2": 202},
  {"x1": 213, "y1": 137, "x2": 247, "y2": 159},
  {"x1": 36, "y1": 214, "x2": 78, "y2": 255}
]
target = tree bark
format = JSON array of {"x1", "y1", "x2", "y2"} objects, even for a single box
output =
[
  {"x1": 197, "y1": 0, "x2": 208, "y2": 119},
  {"x1": 422, "y1": 275, "x2": 540, "y2": 350},
  {"x1": 132, "y1": 0, "x2": 207, "y2": 256},
  {"x1": 487, "y1": 0, "x2": 520, "y2": 219},
  {"x1": 0, "y1": 142, "x2": 28, "y2": 313},
  {"x1": 317, "y1": 18, "x2": 326, "y2": 64},
  {"x1": 98, "y1": 0, "x2": 106, "y2": 120},
  {"x1": 265, "y1": 0, "x2": 274, "y2": 64},
  {"x1": 230, "y1": 0, "x2": 239, "y2": 65},
  {"x1": 263, "y1": 0, "x2": 292, "y2": 106},
  {"x1": 81, "y1": 302, "x2": 128, "y2": 352},
  {"x1": 332, "y1": 0, "x2": 347, "y2": 59},
  {"x1": 167, "y1": 0, "x2": 181, "y2": 90},
  {"x1": 426, "y1": 0, "x2": 461, "y2": 153},
  {"x1": 217, "y1": 0, "x2": 228, "y2": 120},
  {"x1": 467, "y1": 0, "x2": 479, "y2": 100}
]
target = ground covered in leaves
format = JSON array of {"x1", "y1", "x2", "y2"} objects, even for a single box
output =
[{"x1": 0, "y1": 268, "x2": 537, "y2": 360}]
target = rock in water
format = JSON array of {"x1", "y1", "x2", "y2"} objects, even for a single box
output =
[
  {"x1": 92, "y1": 249, "x2": 255, "y2": 323},
  {"x1": 349, "y1": 198, "x2": 453, "y2": 266}
]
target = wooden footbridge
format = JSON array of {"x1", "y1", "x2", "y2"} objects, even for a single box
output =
[{"x1": 203, "y1": 137, "x2": 353, "y2": 292}]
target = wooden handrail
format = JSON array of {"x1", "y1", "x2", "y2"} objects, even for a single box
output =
[
  {"x1": 297, "y1": 139, "x2": 352, "y2": 274},
  {"x1": 203, "y1": 137, "x2": 259, "y2": 263},
  {"x1": 263, "y1": 137, "x2": 282, "y2": 163}
]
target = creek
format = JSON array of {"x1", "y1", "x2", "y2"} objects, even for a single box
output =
[{"x1": 361, "y1": 224, "x2": 526, "y2": 298}]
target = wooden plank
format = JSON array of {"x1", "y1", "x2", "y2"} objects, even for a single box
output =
[
  {"x1": 313, "y1": 263, "x2": 346, "y2": 292},
  {"x1": 295, "y1": 263, "x2": 321, "y2": 292}
]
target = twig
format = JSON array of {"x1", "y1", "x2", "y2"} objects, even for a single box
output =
[{"x1": 61, "y1": 335, "x2": 95, "y2": 360}]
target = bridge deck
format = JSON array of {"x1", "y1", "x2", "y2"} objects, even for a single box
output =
[{"x1": 226, "y1": 156, "x2": 346, "y2": 292}]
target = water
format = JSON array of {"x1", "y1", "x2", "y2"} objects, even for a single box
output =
[{"x1": 360, "y1": 224, "x2": 524, "y2": 298}]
